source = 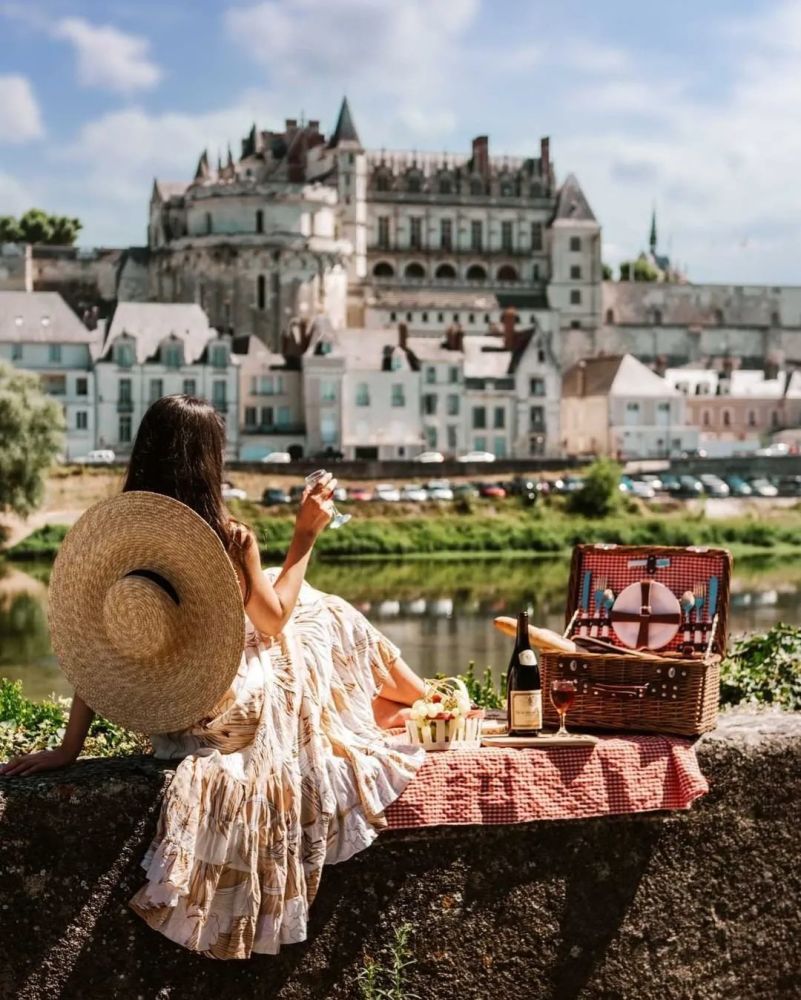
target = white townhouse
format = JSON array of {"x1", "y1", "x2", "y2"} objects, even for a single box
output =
[
  {"x1": 232, "y1": 333, "x2": 305, "y2": 459},
  {"x1": 0, "y1": 290, "x2": 100, "y2": 460},
  {"x1": 94, "y1": 302, "x2": 240, "y2": 457}
]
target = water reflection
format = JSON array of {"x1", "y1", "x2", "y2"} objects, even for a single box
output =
[{"x1": 4, "y1": 555, "x2": 801, "y2": 700}]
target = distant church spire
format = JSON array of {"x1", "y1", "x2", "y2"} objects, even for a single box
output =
[
  {"x1": 649, "y1": 207, "x2": 658, "y2": 254},
  {"x1": 194, "y1": 149, "x2": 209, "y2": 181}
]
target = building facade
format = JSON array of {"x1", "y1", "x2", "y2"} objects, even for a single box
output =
[{"x1": 0, "y1": 290, "x2": 99, "y2": 459}]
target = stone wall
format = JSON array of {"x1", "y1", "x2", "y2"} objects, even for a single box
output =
[{"x1": 1, "y1": 709, "x2": 799, "y2": 1000}]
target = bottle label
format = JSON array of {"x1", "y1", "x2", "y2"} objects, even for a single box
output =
[
  {"x1": 510, "y1": 690, "x2": 542, "y2": 730},
  {"x1": 518, "y1": 650, "x2": 536, "y2": 666}
]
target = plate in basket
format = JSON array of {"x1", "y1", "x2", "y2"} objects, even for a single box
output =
[{"x1": 481, "y1": 733, "x2": 599, "y2": 749}]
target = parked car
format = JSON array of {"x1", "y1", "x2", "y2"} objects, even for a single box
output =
[
  {"x1": 74, "y1": 449, "x2": 116, "y2": 465},
  {"x1": 426, "y1": 479, "x2": 454, "y2": 501},
  {"x1": 457, "y1": 450, "x2": 496, "y2": 463},
  {"x1": 289, "y1": 484, "x2": 306, "y2": 503},
  {"x1": 478, "y1": 482, "x2": 507, "y2": 499},
  {"x1": 619, "y1": 475, "x2": 635, "y2": 494},
  {"x1": 749, "y1": 478, "x2": 779, "y2": 497},
  {"x1": 773, "y1": 475, "x2": 801, "y2": 497},
  {"x1": 674, "y1": 475, "x2": 704, "y2": 497},
  {"x1": 629, "y1": 480, "x2": 656, "y2": 500},
  {"x1": 333, "y1": 486, "x2": 348, "y2": 503},
  {"x1": 261, "y1": 451, "x2": 291, "y2": 464},
  {"x1": 452, "y1": 483, "x2": 479, "y2": 500},
  {"x1": 222, "y1": 481, "x2": 247, "y2": 501},
  {"x1": 726, "y1": 475, "x2": 753, "y2": 497},
  {"x1": 553, "y1": 475, "x2": 585, "y2": 494},
  {"x1": 374, "y1": 483, "x2": 401, "y2": 502},
  {"x1": 348, "y1": 486, "x2": 373, "y2": 502},
  {"x1": 660, "y1": 473, "x2": 681, "y2": 493},
  {"x1": 638, "y1": 473, "x2": 664, "y2": 492},
  {"x1": 400, "y1": 484, "x2": 429, "y2": 502},
  {"x1": 261, "y1": 487, "x2": 291, "y2": 505},
  {"x1": 699, "y1": 474, "x2": 730, "y2": 498},
  {"x1": 506, "y1": 477, "x2": 539, "y2": 503},
  {"x1": 414, "y1": 451, "x2": 445, "y2": 463}
]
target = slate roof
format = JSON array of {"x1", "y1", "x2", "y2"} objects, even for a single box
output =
[
  {"x1": 328, "y1": 97, "x2": 361, "y2": 148},
  {"x1": 153, "y1": 180, "x2": 190, "y2": 201},
  {"x1": 101, "y1": 302, "x2": 222, "y2": 365},
  {"x1": 552, "y1": 173, "x2": 596, "y2": 223},
  {"x1": 562, "y1": 354, "x2": 679, "y2": 398},
  {"x1": 0, "y1": 291, "x2": 96, "y2": 344}
]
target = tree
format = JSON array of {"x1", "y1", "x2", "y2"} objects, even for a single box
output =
[
  {"x1": 0, "y1": 216, "x2": 22, "y2": 243},
  {"x1": 602, "y1": 262, "x2": 613, "y2": 280},
  {"x1": 567, "y1": 458, "x2": 623, "y2": 518},
  {"x1": 632, "y1": 256, "x2": 660, "y2": 282},
  {"x1": 0, "y1": 362, "x2": 64, "y2": 517},
  {"x1": 0, "y1": 210, "x2": 83, "y2": 246}
]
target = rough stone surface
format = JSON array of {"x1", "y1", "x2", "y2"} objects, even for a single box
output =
[{"x1": 1, "y1": 708, "x2": 799, "y2": 1000}]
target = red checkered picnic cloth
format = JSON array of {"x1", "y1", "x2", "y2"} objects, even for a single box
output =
[{"x1": 384, "y1": 734, "x2": 708, "y2": 829}]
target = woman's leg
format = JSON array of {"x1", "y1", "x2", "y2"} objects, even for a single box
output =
[{"x1": 376, "y1": 655, "x2": 425, "y2": 706}]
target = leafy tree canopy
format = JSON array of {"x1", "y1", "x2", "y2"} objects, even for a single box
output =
[
  {"x1": 0, "y1": 362, "x2": 64, "y2": 517},
  {"x1": 0, "y1": 210, "x2": 82, "y2": 247},
  {"x1": 567, "y1": 458, "x2": 623, "y2": 517}
]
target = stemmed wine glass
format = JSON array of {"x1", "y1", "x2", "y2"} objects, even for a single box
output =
[
  {"x1": 550, "y1": 679, "x2": 577, "y2": 737},
  {"x1": 304, "y1": 469, "x2": 351, "y2": 529}
]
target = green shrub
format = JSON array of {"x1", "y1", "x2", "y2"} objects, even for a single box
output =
[
  {"x1": 567, "y1": 459, "x2": 623, "y2": 518},
  {"x1": 721, "y1": 623, "x2": 801, "y2": 711}
]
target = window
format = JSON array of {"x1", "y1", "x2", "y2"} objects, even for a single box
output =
[
  {"x1": 494, "y1": 406, "x2": 505, "y2": 429},
  {"x1": 212, "y1": 381, "x2": 227, "y2": 410},
  {"x1": 771, "y1": 410, "x2": 780, "y2": 428},
  {"x1": 748, "y1": 410, "x2": 757, "y2": 427},
  {"x1": 474, "y1": 436, "x2": 487, "y2": 452},
  {"x1": 149, "y1": 378, "x2": 163, "y2": 403},
  {"x1": 472, "y1": 406, "x2": 486, "y2": 429},
  {"x1": 118, "y1": 378, "x2": 132, "y2": 403},
  {"x1": 447, "y1": 425, "x2": 458, "y2": 449},
  {"x1": 210, "y1": 345, "x2": 227, "y2": 368},
  {"x1": 722, "y1": 409, "x2": 731, "y2": 427},
  {"x1": 530, "y1": 377, "x2": 545, "y2": 396},
  {"x1": 257, "y1": 274, "x2": 266, "y2": 310},
  {"x1": 531, "y1": 222, "x2": 543, "y2": 252},
  {"x1": 375, "y1": 174, "x2": 390, "y2": 192},
  {"x1": 466, "y1": 264, "x2": 487, "y2": 282},
  {"x1": 409, "y1": 217, "x2": 423, "y2": 249},
  {"x1": 500, "y1": 179, "x2": 514, "y2": 197},
  {"x1": 205, "y1": 212, "x2": 212, "y2": 234},
  {"x1": 76, "y1": 410, "x2": 88, "y2": 430},
  {"x1": 468, "y1": 313, "x2": 475, "y2": 324},
  {"x1": 183, "y1": 378, "x2": 196, "y2": 396},
  {"x1": 703, "y1": 410, "x2": 711, "y2": 427},
  {"x1": 390, "y1": 311, "x2": 397, "y2": 322},
  {"x1": 570, "y1": 289, "x2": 582, "y2": 305},
  {"x1": 501, "y1": 220, "x2": 513, "y2": 252},
  {"x1": 440, "y1": 219, "x2": 453, "y2": 250},
  {"x1": 245, "y1": 406, "x2": 257, "y2": 427},
  {"x1": 256, "y1": 210, "x2": 264, "y2": 234},
  {"x1": 423, "y1": 393, "x2": 438, "y2": 415},
  {"x1": 530, "y1": 406, "x2": 545, "y2": 430},
  {"x1": 652, "y1": 309, "x2": 663, "y2": 325},
  {"x1": 470, "y1": 178, "x2": 484, "y2": 195},
  {"x1": 76, "y1": 376, "x2": 88, "y2": 396},
  {"x1": 625, "y1": 401, "x2": 640, "y2": 426},
  {"x1": 321, "y1": 414, "x2": 337, "y2": 445},
  {"x1": 532, "y1": 263, "x2": 540, "y2": 281},
  {"x1": 447, "y1": 394, "x2": 459, "y2": 416},
  {"x1": 391, "y1": 383, "x2": 405, "y2": 407},
  {"x1": 471, "y1": 220, "x2": 483, "y2": 251},
  {"x1": 449, "y1": 366, "x2": 459, "y2": 383},
  {"x1": 277, "y1": 405, "x2": 291, "y2": 427},
  {"x1": 426, "y1": 366, "x2": 436, "y2": 384},
  {"x1": 321, "y1": 381, "x2": 337, "y2": 403},
  {"x1": 426, "y1": 426, "x2": 438, "y2": 448},
  {"x1": 163, "y1": 343, "x2": 183, "y2": 368},
  {"x1": 435, "y1": 263, "x2": 456, "y2": 279},
  {"x1": 570, "y1": 265, "x2": 582, "y2": 279},
  {"x1": 49, "y1": 343, "x2": 62, "y2": 363},
  {"x1": 356, "y1": 383, "x2": 370, "y2": 406},
  {"x1": 11, "y1": 343, "x2": 22, "y2": 361},
  {"x1": 439, "y1": 177, "x2": 453, "y2": 195},
  {"x1": 606, "y1": 309, "x2": 615, "y2": 324},
  {"x1": 421, "y1": 312, "x2": 428, "y2": 323},
  {"x1": 405, "y1": 262, "x2": 425, "y2": 280},
  {"x1": 407, "y1": 174, "x2": 422, "y2": 194},
  {"x1": 377, "y1": 217, "x2": 390, "y2": 248},
  {"x1": 657, "y1": 401, "x2": 671, "y2": 426},
  {"x1": 494, "y1": 437, "x2": 507, "y2": 458},
  {"x1": 119, "y1": 415, "x2": 132, "y2": 443},
  {"x1": 570, "y1": 236, "x2": 581, "y2": 251},
  {"x1": 537, "y1": 348, "x2": 546, "y2": 363},
  {"x1": 570, "y1": 320, "x2": 581, "y2": 329},
  {"x1": 260, "y1": 406, "x2": 274, "y2": 426}
]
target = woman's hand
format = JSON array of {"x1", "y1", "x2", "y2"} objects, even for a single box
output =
[
  {"x1": 0, "y1": 745, "x2": 78, "y2": 778},
  {"x1": 295, "y1": 472, "x2": 337, "y2": 541}
]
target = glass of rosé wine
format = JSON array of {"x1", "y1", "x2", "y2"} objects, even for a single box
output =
[{"x1": 550, "y1": 679, "x2": 577, "y2": 737}]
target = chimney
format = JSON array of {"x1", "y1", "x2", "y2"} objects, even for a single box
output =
[
  {"x1": 285, "y1": 118, "x2": 298, "y2": 131},
  {"x1": 471, "y1": 135, "x2": 489, "y2": 177},
  {"x1": 576, "y1": 359, "x2": 587, "y2": 398},
  {"x1": 501, "y1": 307, "x2": 518, "y2": 350},
  {"x1": 540, "y1": 136, "x2": 550, "y2": 181},
  {"x1": 455, "y1": 326, "x2": 464, "y2": 352},
  {"x1": 398, "y1": 321, "x2": 408, "y2": 350},
  {"x1": 654, "y1": 354, "x2": 667, "y2": 377}
]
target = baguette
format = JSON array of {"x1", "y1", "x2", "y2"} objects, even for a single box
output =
[{"x1": 493, "y1": 616, "x2": 578, "y2": 654}]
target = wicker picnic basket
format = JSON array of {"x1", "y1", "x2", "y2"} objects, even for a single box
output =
[{"x1": 539, "y1": 544, "x2": 732, "y2": 737}]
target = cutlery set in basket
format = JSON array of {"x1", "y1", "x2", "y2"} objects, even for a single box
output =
[{"x1": 538, "y1": 544, "x2": 732, "y2": 736}]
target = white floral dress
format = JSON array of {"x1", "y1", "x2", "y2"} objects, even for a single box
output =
[{"x1": 128, "y1": 571, "x2": 425, "y2": 960}]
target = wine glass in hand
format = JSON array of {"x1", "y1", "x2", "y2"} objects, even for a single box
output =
[
  {"x1": 550, "y1": 679, "x2": 577, "y2": 737},
  {"x1": 304, "y1": 469, "x2": 351, "y2": 529}
]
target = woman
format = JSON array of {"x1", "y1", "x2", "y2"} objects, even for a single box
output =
[{"x1": 0, "y1": 394, "x2": 426, "y2": 958}]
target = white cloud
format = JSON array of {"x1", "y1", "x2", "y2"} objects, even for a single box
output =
[
  {"x1": 0, "y1": 75, "x2": 44, "y2": 142},
  {"x1": 0, "y1": 170, "x2": 33, "y2": 213},
  {"x1": 53, "y1": 17, "x2": 162, "y2": 94}
]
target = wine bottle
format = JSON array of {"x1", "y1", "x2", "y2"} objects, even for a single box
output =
[{"x1": 506, "y1": 611, "x2": 542, "y2": 736}]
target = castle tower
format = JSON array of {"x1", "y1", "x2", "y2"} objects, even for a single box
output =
[{"x1": 329, "y1": 97, "x2": 367, "y2": 283}]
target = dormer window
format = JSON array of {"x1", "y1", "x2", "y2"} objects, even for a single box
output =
[
  {"x1": 438, "y1": 175, "x2": 453, "y2": 195},
  {"x1": 375, "y1": 173, "x2": 391, "y2": 192},
  {"x1": 470, "y1": 178, "x2": 484, "y2": 196},
  {"x1": 406, "y1": 173, "x2": 422, "y2": 194},
  {"x1": 210, "y1": 344, "x2": 228, "y2": 368},
  {"x1": 162, "y1": 342, "x2": 183, "y2": 368},
  {"x1": 500, "y1": 179, "x2": 514, "y2": 197},
  {"x1": 114, "y1": 341, "x2": 135, "y2": 368}
]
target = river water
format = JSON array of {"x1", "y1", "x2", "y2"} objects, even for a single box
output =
[{"x1": 3, "y1": 554, "x2": 801, "y2": 702}]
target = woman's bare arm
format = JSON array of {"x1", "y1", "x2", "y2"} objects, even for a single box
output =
[
  {"x1": 239, "y1": 473, "x2": 336, "y2": 637},
  {"x1": 0, "y1": 693, "x2": 95, "y2": 777}
]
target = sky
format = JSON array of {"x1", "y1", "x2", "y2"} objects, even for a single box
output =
[{"x1": 1, "y1": 0, "x2": 800, "y2": 284}]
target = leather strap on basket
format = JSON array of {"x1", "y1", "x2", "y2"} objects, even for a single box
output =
[
  {"x1": 609, "y1": 579, "x2": 681, "y2": 648},
  {"x1": 589, "y1": 681, "x2": 649, "y2": 700}
]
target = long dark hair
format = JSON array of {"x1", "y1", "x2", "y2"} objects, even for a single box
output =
[{"x1": 122, "y1": 394, "x2": 252, "y2": 599}]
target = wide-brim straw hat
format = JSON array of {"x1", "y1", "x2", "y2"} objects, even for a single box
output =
[{"x1": 48, "y1": 491, "x2": 245, "y2": 734}]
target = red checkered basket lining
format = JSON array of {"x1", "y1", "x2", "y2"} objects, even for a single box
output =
[
  {"x1": 384, "y1": 735, "x2": 708, "y2": 829},
  {"x1": 567, "y1": 547, "x2": 729, "y2": 655}
]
